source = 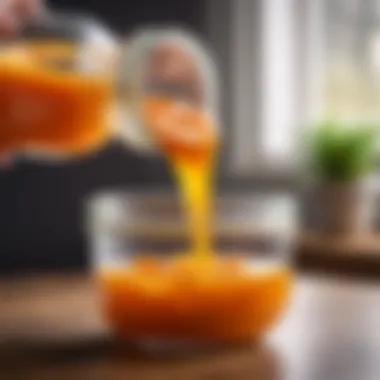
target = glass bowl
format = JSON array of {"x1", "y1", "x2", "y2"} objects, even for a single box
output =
[{"x1": 86, "y1": 191, "x2": 296, "y2": 348}]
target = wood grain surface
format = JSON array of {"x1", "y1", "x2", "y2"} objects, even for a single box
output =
[
  {"x1": 299, "y1": 231, "x2": 380, "y2": 255},
  {"x1": 297, "y1": 231, "x2": 380, "y2": 277},
  {"x1": 1, "y1": 273, "x2": 380, "y2": 380}
]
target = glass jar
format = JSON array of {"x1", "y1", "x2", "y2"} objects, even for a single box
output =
[
  {"x1": 86, "y1": 191, "x2": 296, "y2": 348},
  {"x1": 0, "y1": 11, "x2": 119, "y2": 160}
]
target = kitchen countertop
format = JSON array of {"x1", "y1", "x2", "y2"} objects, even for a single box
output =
[{"x1": 1, "y1": 273, "x2": 380, "y2": 380}]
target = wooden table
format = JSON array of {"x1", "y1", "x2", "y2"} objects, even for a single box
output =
[
  {"x1": 297, "y1": 231, "x2": 380, "y2": 277},
  {"x1": 1, "y1": 274, "x2": 380, "y2": 380}
]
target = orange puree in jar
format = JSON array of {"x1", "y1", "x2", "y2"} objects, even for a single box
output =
[
  {"x1": 0, "y1": 41, "x2": 113, "y2": 156},
  {"x1": 98, "y1": 94, "x2": 292, "y2": 342}
]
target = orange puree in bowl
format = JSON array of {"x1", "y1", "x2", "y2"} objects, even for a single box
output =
[
  {"x1": 0, "y1": 42, "x2": 113, "y2": 156},
  {"x1": 99, "y1": 257, "x2": 292, "y2": 342}
]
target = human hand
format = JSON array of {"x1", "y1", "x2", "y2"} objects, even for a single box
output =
[{"x1": 0, "y1": 0, "x2": 42, "y2": 35}]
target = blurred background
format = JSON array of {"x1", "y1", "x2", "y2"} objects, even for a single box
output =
[{"x1": 1, "y1": 0, "x2": 380, "y2": 274}]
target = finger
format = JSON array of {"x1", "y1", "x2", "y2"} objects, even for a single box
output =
[
  {"x1": 0, "y1": 0, "x2": 14, "y2": 15},
  {"x1": 0, "y1": 0, "x2": 18, "y2": 35},
  {"x1": 0, "y1": 0, "x2": 42, "y2": 36},
  {"x1": 11, "y1": 0, "x2": 43, "y2": 31},
  {"x1": 0, "y1": 13, "x2": 20, "y2": 36},
  {"x1": 17, "y1": 0, "x2": 43, "y2": 19}
]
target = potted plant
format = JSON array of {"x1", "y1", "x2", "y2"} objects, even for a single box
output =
[{"x1": 305, "y1": 121, "x2": 379, "y2": 235}]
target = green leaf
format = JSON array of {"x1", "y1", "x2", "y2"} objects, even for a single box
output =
[{"x1": 305, "y1": 121, "x2": 379, "y2": 181}]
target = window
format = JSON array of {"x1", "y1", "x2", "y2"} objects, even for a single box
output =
[
  {"x1": 322, "y1": 0, "x2": 380, "y2": 124},
  {"x1": 261, "y1": 0, "x2": 296, "y2": 161},
  {"x1": 206, "y1": 0, "x2": 380, "y2": 177}
]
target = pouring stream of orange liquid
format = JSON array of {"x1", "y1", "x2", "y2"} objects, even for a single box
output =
[{"x1": 142, "y1": 96, "x2": 217, "y2": 257}]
